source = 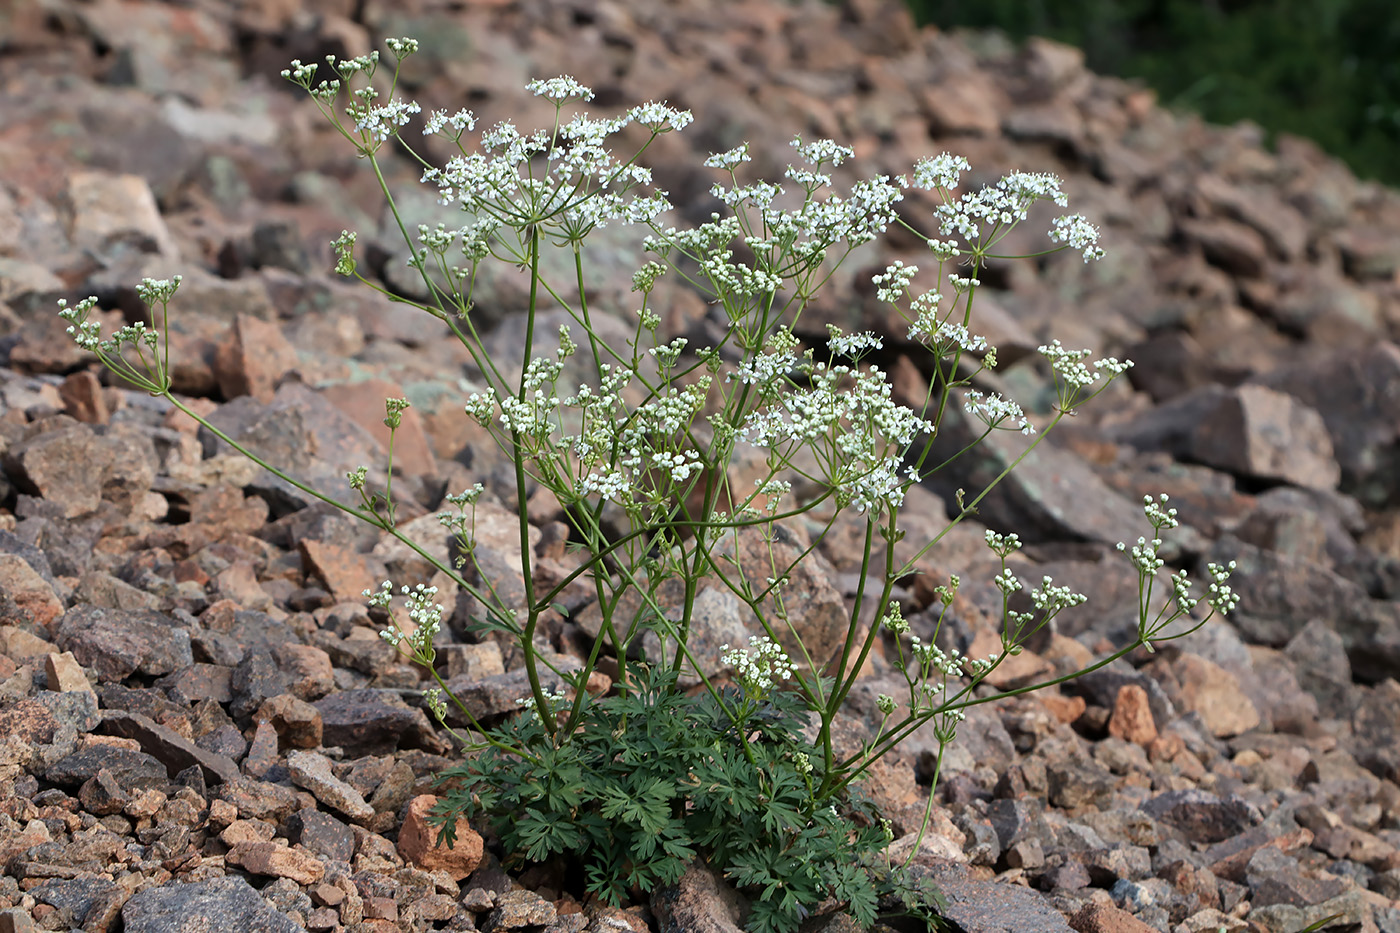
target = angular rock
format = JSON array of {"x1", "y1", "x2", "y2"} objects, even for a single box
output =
[
  {"x1": 1147, "y1": 653, "x2": 1260, "y2": 738},
  {"x1": 1188, "y1": 385, "x2": 1339, "y2": 490},
  {"x1": 44, "y1": 744, "x2": 167, "y2": 792},
  {"x1": 286, "y1": 749, "x2": 374, "y2": 823},
  {"x1": 213, "y1": 313, "x2": 299, "y2": 404},
  {"x1": 314, "y1": 689, "x2": 441, "y2": 756},
  {"x1": 252, "y1": 694, "x2": 324, "y2": 750},
  {"x1": 28, "y1": 876, "x2": 125, "y2": 932},
  {"x1": 55, "y1": 605, "x2": 193, "y2": 683},
  {"x1": 1256, "y1": 342, "x2": 1400, "y2": 508},
  {"x1": 97, "y1": 709, "x2": 239, "y2": 785},
  {"x1": 121, "y1": 875, "x2": 302, "y2": 933},
  {"x1": 1107, "y1": 684, "x2": 1158, "y2": 745},
  {"x1": 226, "y1": 840, "x2": 326, "y2": 885},
  {"x1": 0, "y1": 554, "x2": 64, "y2": 629},
  {"x1": 650, "y1": 860, "x2": 746, "y2": 933},
  {"x1": 396, "y1": 794, "x2": 483, "y2": 881},
  {"x1": 65, "y1": 170, "x2": 177, "y2": 258},
  {"x1": 483, "y1": 889, "x2": 557, "y2": 932},
  {"x1": 917, "y1": 859, "x2": 1075, "y2": 933},
  {"x1": 286, "y1": 807, "x2": 356, "y2": 863},
  {"x1": 1140, "y1": 789, "x2": 1262, "y2": 845}
]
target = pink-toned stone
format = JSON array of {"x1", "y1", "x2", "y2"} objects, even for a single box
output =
[
  {"x1": 1071, "y1": 901, "x2": 1159, "y2": 933},
  {"x1": 1167, "y1": 654, "x2": 1261, "y2": 738},
  {"x1": 57, "y1": 370, "x2": 111, "y2": 424},
  {"x1": 45, "y1": 651, "x2": 93, "y2": 694},
  {"x1": 1041, "y1": 692, "x2": 1087, "y2": 725},
  {"x1": 919, "y1": 70, "x2": 1005, "y2": 136},
  {"x1": 273, "y1": 643, "x2": 336, "y2": 700},
  {"x1": 298, "y1": 538, "x2": 376, "y2": 604},
  {"x1": 320, "y1": 378, "x2": 437, "y2": 479},
  {"x1": 65, "y1": 171, "x2": 177, "y2": 256},
  {"x1": 213, "y1": 313, "x2": 299, "y2": 403},
  {"x1": 1107, "y1": 684, "x2": 1158, "y2": 745},
  {"x1": 396, "y1": 794, "x2": 483, "y2": 881},
  {"x1": 252, "y1": 694, "x2": 324, "y2": 750},
  {"x1": 0, "y1": 555, "x2": 65, "y2": 631},
  {"x1": 227, "y1": 840, "x2": 326, "y2": 885}
]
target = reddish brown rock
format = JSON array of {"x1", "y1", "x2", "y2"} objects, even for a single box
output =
[
  {"x1": 213, "y1": 313, "x2": 299, "y2": 404},
  {"x1": 1070, "y1": 901, "x2": 1159, "y2": 933},
  {"x1": 395, "y1": 794, "x2": 483, "y2": 881},
  {"x1": 252, "y1": 694, "x2": 324, "y2": 750},
  {"x1": 1107, "y1": 683, "x2": 1158, "y2": 746},
  {"x1": 57, "y1": 370, "x2": 111, "y2": 424},
  {"x1": 0, "y1": 556, "x2": 63, "y2": 630},
  {"x1": 320, "y1": 378, "x2": 437, "y2": 479},
  {"x1": 298, "y1": 538, "x2": 376, "y2": 605},
  {"x1": 226, "y1": 840, "x2": 326, "y2": 885}
]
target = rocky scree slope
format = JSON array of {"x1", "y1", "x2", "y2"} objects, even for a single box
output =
[{"x1": 0, "y1": 0, "x2": 1399, "y2": 931}]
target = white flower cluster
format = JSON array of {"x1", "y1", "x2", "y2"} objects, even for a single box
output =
[
  {"x1": 365, "y1": 581, "x2": 445, "y2": 659},
  {"x1": 872, "y1": 260, "x2": 918, "y2": 303},
  {"x1": 357, "y1": 97, "x2": 420, "y2": 144},
  {"x1": 963, "y1": 389, "x2": 1033, "y2": 435},
  {"x1": 414, "y1": 75, "x2": 690, "y2": 233},
  {"x1": 1031, "y1": 576, "x2": 1088, "y2": 613},
  {"x1": 791, "y1": 135, "x2": 854, "y2": 167},
  {"x1": 526, "y1": 75, "x2": 595, "y2": 102},
  {"x1": 879, "y1": 602, "x2": 909, "y2": 635},
  {"x1": 911, "y1": 152, "x2": 972, "y2": 191},
  {"x1": 1205, "y1": 561, "x2": 1240, "y2": 614},
  {"x1": 57, "y1": 296, "x2": 103, "y2": 351},
  {"x1": 629, "y1": 100, "x2": 694, "y2": 132},
  {"x1": 984, "y1": 529, "x2": 1023, "y2": 556},
  {"x1": 721, "y1": 635, "x2": 794, "y2": 697},
  {"x1": 740, "y1": 361, "x2": 933, "y2": 515},
  {"x1": 935, "y1": 172, "x2": 1064, "y2": 241},
  {"x1": 1039, "y1": 339, "x2": 1134, "y2": 391},
  {"x1": 1049, "y1": 214, "x2": 1105, "y2": 261},
  {"x1": 1117, "y1": 535, "x2": 1166, "y2": 575},
  {"x1": 825, "y1": 326, "x2": 883, "y2": 358},
  {"x1": 516, "y1": 684, "x2": 570, "y2": 722},
  {"x1": 704, "y1": 143, "x2": 752, "y2": 170}
]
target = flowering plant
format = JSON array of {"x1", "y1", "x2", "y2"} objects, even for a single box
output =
[{"x1": 60, "y1": 40, "x2": 1240, "y2": 931}]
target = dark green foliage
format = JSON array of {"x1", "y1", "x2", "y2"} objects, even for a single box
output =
[
  {"x1": 906, "y1": 0, "x2": 1400, "y2": 185},
  {"x1": 430, "y1": 669, "x2": 939, "y2": 933}
]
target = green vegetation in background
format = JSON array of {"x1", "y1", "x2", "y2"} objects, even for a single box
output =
[{"x1": 906, "y1": 0, "x2": 1400, "y2": 186}]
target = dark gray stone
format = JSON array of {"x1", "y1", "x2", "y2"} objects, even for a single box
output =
[
  {"x1": 44, "y1": 745, "x2": 168, "y2": 792},
  {"x1": 98, "y1": 709, "x2": 240, "y2": 785},
  {"x1": 55, "y1": 605, "x2": 193, "y2": 683},
  {"x1": 121, "y1": 876, "x2": 301, "y2": 933},
  {"x1": 314, "y1": 689, "x2": 439, "y2": 756},
  {"x1": 914, "y1": 858, "x2": 1075, "y2": 933},
  {"x1": 286, "y1": 807, "x2": 355, "y2": 863}
]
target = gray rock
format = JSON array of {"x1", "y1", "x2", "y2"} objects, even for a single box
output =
[
  {"x1": 28, "y1": 877, "x2": 125, "y2": 931},
  {"x1": 55, "y1": 605, "x2": 193, "y2": 683},
  {"x1": 1139, "y1": 789, "x2": 1262, "y2": 845},
  {"x1": 1256, "y1": 342, "x2": 1400, "y2": 509},
  {"x1": 930, "y1": 404, "x2": 1151, "y2": 550},
  {"x1": 44, "y1": 745, "x2": 168, "y2": 792},
  {"x1": 651, "y1": 861, "x2": 746, "y2": 933},
  {"x1": 99, "y1": 709, "x2": 240, "y2": 786},
  {"x1": 915, "y1": 858, "x2": 1076, "y2": 932},
  {"x1": 121, "y1": 876, "x2": 302, "y2": 933},
  {"x1": 314, "y1": 689, "x2": 441, "y2": 756},
  {"x1": 286, "y1": 749, "x2": 375, "y2": 823}
]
